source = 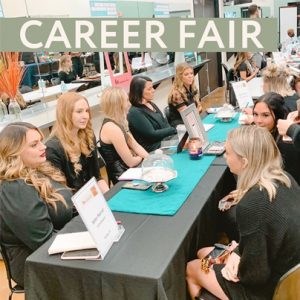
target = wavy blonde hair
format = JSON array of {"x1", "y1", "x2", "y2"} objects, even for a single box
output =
[
  {"x1": 168, "y1": 62, "x2": 199, "y2": 105},
  {"x1": 228, "y1": 126, "x2": 291, "y2": 203},
  {"x1": 100, "y1": 87, "x2": 129, "y2": 132},
  {"x1": 233, "y1": 52, "x2": 253, "y2": 75},
  {"x1": 59, "y1": 54, "x2": 72, "y2": 73},
  {"x1": 263, "y1": 64, "x2": 294, "y2": 97},
  {"x1": 0, "y1": 122, "x2": 68, "y2": 210},
  {"x1": 49, "y1": 92, "x2": 95, "y2": 174}
]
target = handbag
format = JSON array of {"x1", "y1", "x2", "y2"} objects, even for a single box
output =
[{"x1": 200, "y1": 243, "x2": 231, "y2": 273}]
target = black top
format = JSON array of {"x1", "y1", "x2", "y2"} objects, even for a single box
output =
[
  {"x1": 99, "y1": 118, "x2": 129, "y2": 184},
  {"x1": 58, "y1": 70, "x2": 76, "y2": 83},
  {"x1": 287, "y1": 123, "x2": 300, "y2": 150},
  {"x1": 0, "y1": 179, "x2": 73, "y2": 287},
  {"x1": 168, "y1": 87, "x2": 199, "y2": 128},
  {"x1": 283, "y1": 93, "x2": 299, "y2": 112},
  {"x1": 277, "y1": 137, "x2": 300, "y2": 185},
  {"x1": 46, "y1": 136, "x2": 101, "y2": 192},
  {"x1": 235, "y1": 61, "x2": 252, "y2": 79},
  {"x1": 215, "y1": 179, "x2": 300, "y2": 299},
  {"x1": 127, "y1": 102, "x2": 177, "y2": 152}
]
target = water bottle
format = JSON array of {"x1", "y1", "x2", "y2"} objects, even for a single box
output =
[
  {"x1": 8, "y1": 99, "x2": 21, "y2": 120},
  {"x1": 60, "y1": 81, "x2": 67, "y2": 93},
  {"x1": 38, "y1": 79, "x2": 46, "y2": 92},
  {"x1": 0, "y1": 99, "x2": 8, "y2": 122}
]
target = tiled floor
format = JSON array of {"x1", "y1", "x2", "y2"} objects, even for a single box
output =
[{"x1": 0, "y1": 86, "x2": 226, "y2": 300}]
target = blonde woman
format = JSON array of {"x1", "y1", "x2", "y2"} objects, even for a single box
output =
[
  {"x1": 263, "y1": 64, "x2": 299, "y2": 112},
  {"x1": 0, "y1": 122, "x2": 73, "y2": 287},
  {"x1": 99, "y1": 87, "x2": 148, "y2": 183},
  {"x1": 186, "y1": 126, "x2": 300, "y2": 300},
  {"x1": 58, "y1": 54, "x2": 78, "y2": 83},
  {"x1": 46, "y1": 92, "x2": 109, "y2": 193},
  {"x1": 168, "y1": 62, "x2": 201, "y2": 127},
  {"x1": 234, "y1": 52, "x2": 258, "y2": 81}
]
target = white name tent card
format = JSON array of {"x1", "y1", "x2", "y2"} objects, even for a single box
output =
[
  {"x1": 48, "y1": 177, "x2": 123, "y2": 260},
  {"x1": 232, "y1": 81, "x2": 254, "y2": 109}
]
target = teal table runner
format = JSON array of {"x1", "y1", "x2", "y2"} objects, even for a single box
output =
[{"x1": 108, "y1": 114, "x2": 239, "y2": 216}]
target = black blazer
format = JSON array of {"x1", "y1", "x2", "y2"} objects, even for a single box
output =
[{"x1": 46, "y1": 136, "x2": 101, "y2": 192}]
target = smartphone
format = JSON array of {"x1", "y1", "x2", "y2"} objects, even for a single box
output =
[
  {"x1": 122, "y1": 181, "x2": 152, "y2": 191},
  {"x1": 297, "y1": 99, "x2": 300, "y2": 119}
]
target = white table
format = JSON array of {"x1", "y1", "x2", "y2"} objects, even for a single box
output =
[{"x1": 22, "y1": 83, "x2": 84, "y2": 103}]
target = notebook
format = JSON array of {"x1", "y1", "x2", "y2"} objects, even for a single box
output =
[{"x1": 180, "y1": 104, "x2": 225, "y2": 155}]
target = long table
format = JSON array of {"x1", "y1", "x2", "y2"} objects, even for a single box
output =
[{"x1": 25, "y1": 165, "x2": 236, "y2": 300}]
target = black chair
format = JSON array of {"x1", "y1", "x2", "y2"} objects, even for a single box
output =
[
  {"x1": 227, "y1": 68, "x2": 238, "y2": 107},
  {"x1": 50, "y1": 60, "x2": 59, "y2": 77},
  {"x1": 164, "y1": 106, "x2": 171, "y2": 124},
  {"x1": 0, "y1": 243, "x2": 25, "y2": 300},
  {"x1": 96, "y1": 141, "x2": 113, "y2": 187},
  {"x1": 33, "y1": 63, "x2": 52, "y2": 84}
]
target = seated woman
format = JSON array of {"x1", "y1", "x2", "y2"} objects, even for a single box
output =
[
  {"x1": 167, "y1": 62, "x2": 202, "y2": 128},
  {"x1": 58, "y1": 54, "x2": 78, "y2": 83},
  {"x1": 263, "y1": 64, "x2": 299, "y2": 112},
  {"x1": 99, "y1": 87, "x2": 148, "y2": 184},
  {"x1": 127, "y1": 76, "x2": 177, "y2": 152},
  {"x1": 252, "y1": 92, "x2": 300, "y2": 184},
  {"x1": 186, "y1": 126, "x2": 300, "y2": 300},
  {"x1": 0, "y1": 122, "x2": 73, "y2": 287},
  {"x1": 233, "y1": 52, "x2": 259, "y2": 82},
  {"x1": 46, "y1": 92, "x2": 109, "y2": 193}
]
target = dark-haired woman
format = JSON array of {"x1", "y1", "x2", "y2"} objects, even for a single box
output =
[
  {"x1": 252, "y1": 92, "x2": 300, "y2": 184},
  {"x1": 127, "y1": 76, "x2": 176, "y2": 152}
]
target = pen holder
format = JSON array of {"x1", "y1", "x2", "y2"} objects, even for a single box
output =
[{"x1": 188, "y1": 138, "x2": 203, "y2": 160}]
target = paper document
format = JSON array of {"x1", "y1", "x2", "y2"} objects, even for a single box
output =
[{"x1": 48, "y1": 231, "x2": 96, "y2": 255}]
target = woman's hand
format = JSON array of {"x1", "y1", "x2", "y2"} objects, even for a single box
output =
[
  {"x1": 221, "y1": 252, "x2": 240, "y2": 282},
  {"x1": 218, "y1": 190, "x2": 238, "y2": 211}
]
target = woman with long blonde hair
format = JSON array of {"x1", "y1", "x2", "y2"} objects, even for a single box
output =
[
  {"x1": 58, "y1": 54, "x2": 78, "y2": 83},
  {"x1": 167, "y1": 62, "x2": 201, "y2": 127},
  {"x1": 263, "y1": 64, "x2": 298, "y2": 112},
  {"x1": 99, "y1": 87, "x2": 148, "y2": 183},
  {"x1": 234, "y1": 52, "x2": 258, "y2": 81},
  {"x1": 46, "y1": 92, "x2": 109, "y2": 193},
  {"x1": 0, "y1": 122, "x2": 73, "y2": 287},
  {"x1": 187, "y1": 126, "x2": 300, "y2": 300}
]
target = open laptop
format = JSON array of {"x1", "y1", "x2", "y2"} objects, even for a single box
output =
[{"x1": 180, "y1": 104, "x2": 225, "y2": 155}]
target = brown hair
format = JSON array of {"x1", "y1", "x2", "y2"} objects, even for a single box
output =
[{"x1": 0, "y1": 122, "x2": 68, "y2": 209}]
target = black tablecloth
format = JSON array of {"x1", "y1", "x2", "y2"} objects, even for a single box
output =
[{"x1": 25, "y1": 165, "x2": 236, "y2": 300}]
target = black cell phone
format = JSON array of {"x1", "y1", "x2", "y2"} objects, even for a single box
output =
[{"x1": 122, "y1": 181, "x2": 152, "y2": 191}]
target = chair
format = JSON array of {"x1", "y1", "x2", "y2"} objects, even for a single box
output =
[
  {"x1": 272, "y1": 263, "x2": 300, "y2": 300},
  {"x1": 164, "y1": 106, "x2": 171, "y2": 124},
  {"x1": 50, "y1": 60, "x2": 59, "y2": 77},
  {"x1": 33, "y1": 63, "x2": 52, "y2": 84},
  {"x1": 96, "y1": 141, "x2": 113, "y2": 187},
  {"x1": 227, "y1": 68, "x2": 238, "y2": 107},
  {"x1": 0, "y1": 243, "x2": 25, "y2": 300}
]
